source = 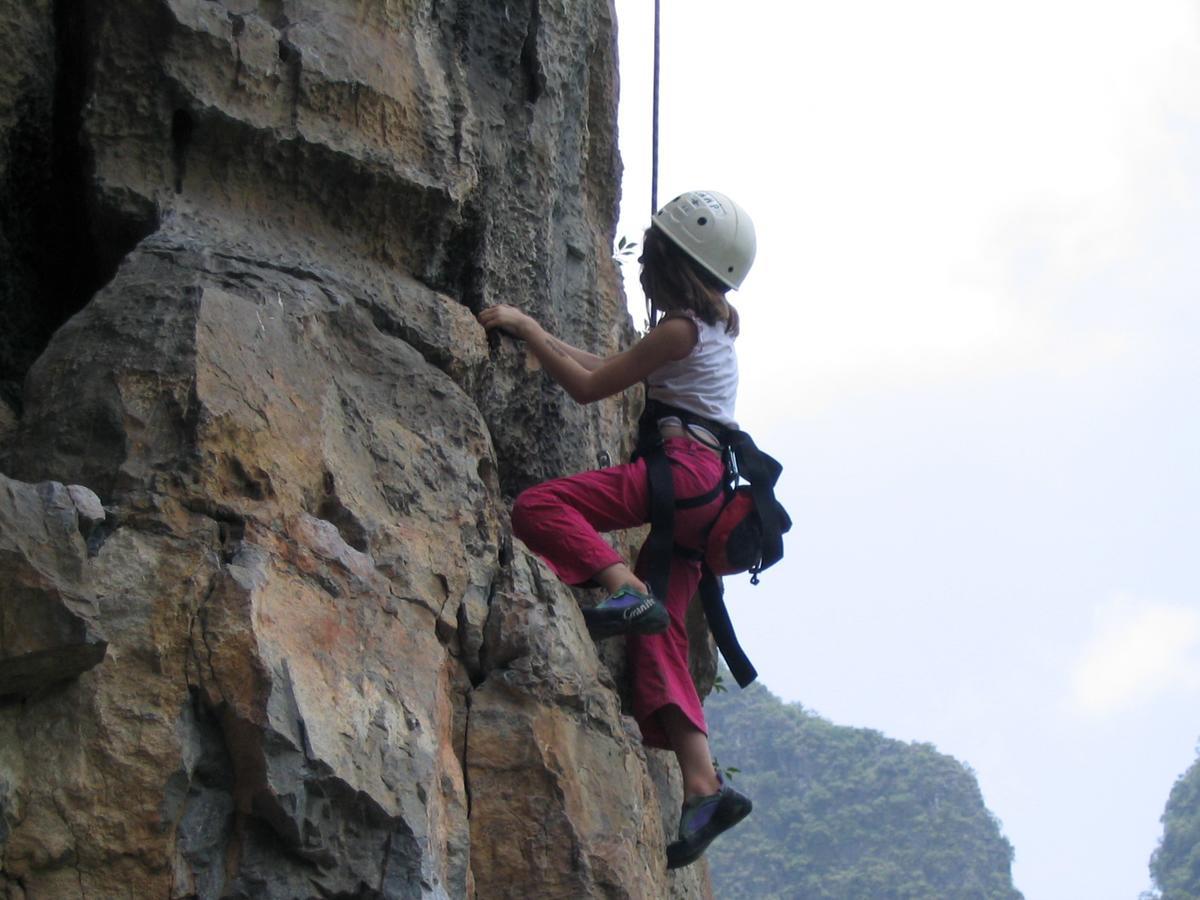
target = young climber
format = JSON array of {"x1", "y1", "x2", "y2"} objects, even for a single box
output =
[{"x1": 478, "y1": 190, "x2": 755, "y2": 869}]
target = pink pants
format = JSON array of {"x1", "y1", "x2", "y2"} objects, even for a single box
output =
[{"x1": 511, "y1": 437, "x2": 726, "y2": 749}]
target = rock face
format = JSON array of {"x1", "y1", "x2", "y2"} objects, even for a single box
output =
[
  {"x1": 0, "y1": 1, "x2": 712, "y2": 897},
  {"x1": 0, "y1": 478, "x2": 108, "y2": 699}
]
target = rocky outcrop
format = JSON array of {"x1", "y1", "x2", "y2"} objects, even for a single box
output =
[
  {"x1": 0, "y1": 478, "x2": 108, "y2": 699},
  {"x1": 0, "y1": 1, "x2": 712, "y2": 897}
]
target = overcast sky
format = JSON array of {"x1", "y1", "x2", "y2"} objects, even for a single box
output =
[{"x1": 612, "y1": 2, "x2": 1200, "y2": 897}]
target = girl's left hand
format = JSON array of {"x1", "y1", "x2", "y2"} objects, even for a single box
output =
[{"x1": 478, "y1": 304, "x2": 537, "y2": 341}]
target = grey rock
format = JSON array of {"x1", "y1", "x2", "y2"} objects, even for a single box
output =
[
  {"x1": 65, "y1": 484, "x2": 105, "y2": 533},
  {"x1": 0, "y1": 398, "x2": 15, "y2": 447},
  {"x1": 0, "y1": 475, "x2": 107, "y2": 697},
  {"x1": 0, "y1": 0, "x2": 714, "y2": 897}
]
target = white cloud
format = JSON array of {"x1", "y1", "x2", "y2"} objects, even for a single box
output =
[{"x1": 1069, "y1": 595, "x2": 1200, "y2": 717}]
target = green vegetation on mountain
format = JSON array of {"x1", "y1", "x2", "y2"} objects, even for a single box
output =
[
  {"x1": 1149, "y1": 744, "x2": 1200, "y2": 900},
  {"x1": 704, "y1": 672, "x2": 1022, "y2": 899}
]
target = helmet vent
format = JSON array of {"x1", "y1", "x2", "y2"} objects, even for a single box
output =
[{"x1": 697, "y1": 217, "x2": 708, "y2": 226}]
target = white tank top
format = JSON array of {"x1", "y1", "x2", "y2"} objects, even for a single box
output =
[{"x1": 646, "y1": 312, "x2": 739, "y2": 429}]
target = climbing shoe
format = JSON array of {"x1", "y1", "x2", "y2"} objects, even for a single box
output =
[
  {"x1": 582, "y1": 586, "x2": 670, "y2": 638},
  {"x1": 666, "y1": 776, "x2": 752, "y2": 870}
]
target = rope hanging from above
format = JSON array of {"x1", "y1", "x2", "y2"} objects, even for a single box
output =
[{"x1": 651, "y1": 0, "x2": 661, "y2": 217}]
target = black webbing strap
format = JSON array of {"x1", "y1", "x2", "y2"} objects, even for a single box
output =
[
  {"x1": 642, "y1": 446, "x2": 676, "y2": 604},
  {"x1": 675, "y1": 479, "x2": 726, "y2": 510},
  {"x1": 635, "y1": 398, "x2": 759, "y2": 687},
  {"x1": 636, "y1": 400, "x2": 676, "y2": 603},
  {"x1": 699, "y1": 567, "x2": 757, "y2": 687}
]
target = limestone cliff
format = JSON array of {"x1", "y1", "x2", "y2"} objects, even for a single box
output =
[{"x1": 0, "y1": 2, "x2": 712, "y2": 897}]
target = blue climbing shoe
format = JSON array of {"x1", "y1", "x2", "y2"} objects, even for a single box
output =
[
  {"x1": 582, "y1": 586, "x2": 669, "y2": 638},
  {"x1": 666, "y1": 776, "x2": 752, "y2": 870}
]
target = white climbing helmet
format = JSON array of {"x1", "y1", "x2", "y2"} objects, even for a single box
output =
[{"x1": 652, "y1": 190, "x2": 757, "y2": 290}]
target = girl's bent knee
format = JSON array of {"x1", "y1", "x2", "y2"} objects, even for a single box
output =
[{"x1": 510, "y1": 485, "x2": 547, "y2": 544}]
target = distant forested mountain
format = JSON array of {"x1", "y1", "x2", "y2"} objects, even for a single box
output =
[
  {"x1": 704, "y1": 672, "x2": 1022, "y2": 899},
  {"x1": 1149, "y1": 745, "x2": 1200, "y2": 900}
]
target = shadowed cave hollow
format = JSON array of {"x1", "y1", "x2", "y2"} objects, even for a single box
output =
[{"x1": 0, "y1": 1, "x2": 157, "y2": 405}]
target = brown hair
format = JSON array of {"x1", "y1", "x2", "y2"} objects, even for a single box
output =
[{"x1": 638, "y1": 225, "x2": 739, "y2": 335}]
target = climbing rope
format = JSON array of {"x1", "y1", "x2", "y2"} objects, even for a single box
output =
[{"x1": 651, "y1": 0, "x2": 661, "y2": 216}]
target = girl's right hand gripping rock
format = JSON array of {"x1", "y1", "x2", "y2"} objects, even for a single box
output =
[{"x1": 478, "y1": 304, "x2": 536, "y2": 341}]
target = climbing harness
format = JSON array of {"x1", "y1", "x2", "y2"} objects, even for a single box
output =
[{"x1": 634, "y1": 399, "x2": 791, "y2": 688}]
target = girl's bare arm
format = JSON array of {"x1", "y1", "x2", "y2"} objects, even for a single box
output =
[
  {"x1": 556, "y1": 341, "x2": 606, "y2": 372},
  {"x1": 478, "y1": 304, "x2": 695, "y2": 403}
]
